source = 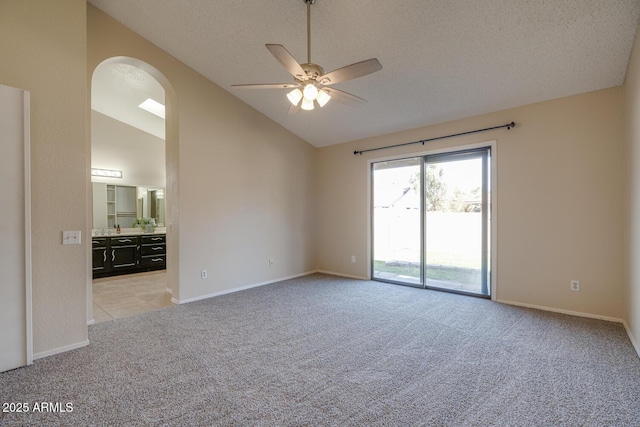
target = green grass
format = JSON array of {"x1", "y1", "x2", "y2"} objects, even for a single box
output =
[
  {"x1": 424, "y1": 251, "x2": 480, "y2": 269},
  {"x1": 373, "y1": 260, "x2": 420, "y2": 278},
  {"x1": 373, "y1": 260, "x2": 481, "y2": 285}
]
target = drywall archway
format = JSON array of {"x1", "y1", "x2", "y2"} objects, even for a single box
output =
[{"x1": 88, "y1": 56, "x2": 180, "y2": 323}]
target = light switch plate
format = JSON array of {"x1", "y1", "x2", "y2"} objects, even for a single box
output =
[{"x1": 62, "y1": 230, "x2": 81, "y2": 245}]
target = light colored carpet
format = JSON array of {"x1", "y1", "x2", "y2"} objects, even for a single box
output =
[{"x1": 1, "y1": 273, "x2": 639, "y2": 426}]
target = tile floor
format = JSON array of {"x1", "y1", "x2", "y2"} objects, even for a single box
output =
[{"x1": 92, "y1": 270, "x2": 174, "y2": 323}]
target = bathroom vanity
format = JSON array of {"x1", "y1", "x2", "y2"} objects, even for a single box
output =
[
  {"x1": 91, "y1": 181, "x2": 167, "y2": 278},
  {"x1": 92, "y1": 231, "x2": 166, "y2": 278}
]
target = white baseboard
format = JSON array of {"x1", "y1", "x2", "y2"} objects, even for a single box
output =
[
  {"x1": 622, "y1": 320, "x2": 640, "y2": 360},
  {"x1": 495, "y1": 298, "x2": 623, "y2": 323},
  {"x1": 174, "y1": 270, "x2": 317, "y2": 304},
  {"x1": 315, "y1": 270, "x2": 369, "y2": 280},
  {"x1": 33, "y1": 340, "x2": 90, "y2": 360}
]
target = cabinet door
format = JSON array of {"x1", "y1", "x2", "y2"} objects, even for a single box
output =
[
  {"x1": 110, "y1": 236, "x2": 138, "y2": 270},
  {"x1": 92, "y1": 248, "x2": 108, "y2": 272},
  {"x1": 111, "y1": 245, "x2": 138, "y2": 270},
  {"x1": 92, "y1": 238, "x2": 109, "y2": 272}
]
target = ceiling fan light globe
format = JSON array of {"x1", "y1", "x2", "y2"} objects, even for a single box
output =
[
  {"x1": 303, "y1": 84, "x2": 319, "y2": 101},
  {"x1": 301, "y1": 97, "x2": 315, "y2": 110},
  {"x1": 286, "y1": 88, "x2": 303, "y2": 106},
  {"x1": 317, "y1": 89, "x2": 331, "y2": 107}
]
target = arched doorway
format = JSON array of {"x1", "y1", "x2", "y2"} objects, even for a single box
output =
[{"x1": 88, "y1": 57, "x2": 179, "y2": 323}]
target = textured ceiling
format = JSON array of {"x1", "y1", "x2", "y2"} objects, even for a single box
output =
[{"x1": 88, "y1": 0, "x2": 640, "y2": 148}]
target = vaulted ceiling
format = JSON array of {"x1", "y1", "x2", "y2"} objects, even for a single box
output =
[{"x1": 88, "y1": 0, "x2": 640, "y2": 148}]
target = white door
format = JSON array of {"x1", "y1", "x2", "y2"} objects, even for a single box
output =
[{"x1": 0, "y1": 84, "x2": 32, "y2": 372}]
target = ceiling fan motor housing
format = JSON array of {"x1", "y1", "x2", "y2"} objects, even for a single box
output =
[{"x1": 299, "y1": 63, "x2": 325, "y2": 83}]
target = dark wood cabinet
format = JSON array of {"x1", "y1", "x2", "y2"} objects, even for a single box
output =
[
  {"x1": 91, "y1": 237, "x2": 109, "y2": 273},
  {"x1": 140, "y1": 234, "x2": 166, "y2": 268},
  {"x1": 92, "y1": 234, "x2": 166, "y2": 278},
  {"x1": 110, "y1": 237, "x2": 138, "y2": 271}
]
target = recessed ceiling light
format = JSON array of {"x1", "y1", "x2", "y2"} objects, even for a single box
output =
[{"x1": 138, "y1": 98, "x2": 165, "y2": 119}]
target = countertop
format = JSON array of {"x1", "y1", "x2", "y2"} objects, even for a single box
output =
[{"x1": 91, "y1": 228, "x2": 166, "y2": 238}]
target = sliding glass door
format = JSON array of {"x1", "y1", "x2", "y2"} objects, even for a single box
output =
[
  {"x1": 372, "y1": 158, "x2": 423, "y2": 286},
  {"x1": 372, "y1": 148, "x2": 490, "y2": 297},
  {"x1": 424, "y1": 150, "x2": 489, "y2": 295}
]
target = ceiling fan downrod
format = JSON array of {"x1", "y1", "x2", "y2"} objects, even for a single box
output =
[{"x1": 305, "y1": 0, "x2": 315, "y2": 64}]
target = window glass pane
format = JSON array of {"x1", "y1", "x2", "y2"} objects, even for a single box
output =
[
  {"x1": 425, "y1": 152, "x2": 489, "y2": 296},
  {"x1": 372, "y1": 158, "x2": 422, "y2": 285}
]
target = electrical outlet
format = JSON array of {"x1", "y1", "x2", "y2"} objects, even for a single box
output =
[
  {"x1": 201, "y1": 269, "x2": 207, "y2": 279},
  {"x1": 269, "y1": 259, "x2": 274, "y2": 267},
  {"x1": 570, "y1": 280, "x2": 580, "y2": 292},
  {"x1": 351, "y1": 255, "x2": 356, "y2": 263}
]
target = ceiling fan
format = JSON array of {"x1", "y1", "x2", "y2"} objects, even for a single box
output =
[{"x1": 232, "y1": 0, "x2": 382, "y2": 113}]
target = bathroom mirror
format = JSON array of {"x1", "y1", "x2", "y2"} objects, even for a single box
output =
[
  {"x1": 92, "y1": 183, "x2": 165, "y2": 229},
  {"x1": 143, "y1": 187, "x2": 165, "y2": 226}
]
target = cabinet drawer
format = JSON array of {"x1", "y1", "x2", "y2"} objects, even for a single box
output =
[
  {"x1": 92, "y1": 237, "x2": 108, "y2": 248},
  {"x1": 141, "y1": 234, "x2": 165, "y2": 244},
  {"x1": 141, "y1": 244, "x2": 166, "y2": 257},
  {"x1": 110, "y1": 236, "x2": 138, "y2": 247},
  {"x1": 140, "y1": 255, "x2": 166, "y2": 267}
]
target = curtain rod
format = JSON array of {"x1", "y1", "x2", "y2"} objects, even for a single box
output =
[{"x1": 353, "y1": 121, "x2": 516, "y2": 155}]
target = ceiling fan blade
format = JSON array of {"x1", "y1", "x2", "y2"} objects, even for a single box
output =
[
  {"x1": 231, "y1": 83, "x2": 299, "y2": 89},
  {"x1": 323, "y1": 87, "x2": 368, "y2": 108},
  {"x1": 318, "y1": 58, "x2": 382, "y2": 85},
  {"x1": 266, "y1": 44, "x2": 306, "y2": 80}
]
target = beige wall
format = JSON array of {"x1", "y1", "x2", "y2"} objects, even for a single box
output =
[
  {"x1": 624, "y1": 24, "x2": 640, "y2": 353},
  {"x1": 88, "y1": 6, "x2": 317, "y2": 302},
  {"x1": 317, "y1": 88, "x2": 625, "y2": 319},
  {"x1": 0, "y1": 0, "x2": 88, "y2": 355},
  {"x1": 91, "y1": 111, "x2": 166, "y2": 189}
]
